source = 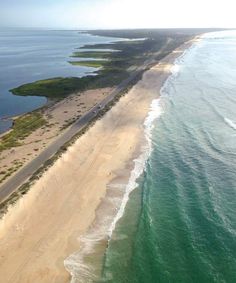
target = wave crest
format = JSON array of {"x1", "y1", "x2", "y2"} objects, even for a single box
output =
[
  {"x1": 224, "y1": 117, "x2": 236, "y2": 130},
  {"x1": 64, "y1": 98, "x2": 164, "y2": 283}
]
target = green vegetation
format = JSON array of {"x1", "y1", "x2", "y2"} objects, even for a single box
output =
[
  {"x1": 69, "y1": 60, "x2": 106, "y2": 68},
  {"x1": 0, "y1": 29, "x2": 219, "y2": 218},
  {"x1": 10, "y1": 77, "x2": 98, "y2": 98},
  {"x1": 10, "y1": 29, "x2": 199, "y2": 99},
  {"x1": 71, "y1": 51, "x2": 113, "y2": 59},
  {"x1": 86, "y1": 28, "x2": 214, "y2": 40},
  {"x1": 0, "y1": 113, "x2": 46, "y2": 152},
  {"x1": 0, "y1": 72, "x2": 143, "y2": 219}
]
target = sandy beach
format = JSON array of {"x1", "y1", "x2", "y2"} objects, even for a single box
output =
[{"x1": 0, "y1": 39, "x2": 195, "y2": 283}]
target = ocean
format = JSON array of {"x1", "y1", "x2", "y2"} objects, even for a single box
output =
[
  {"x1": 82, "y1": 30, "x2": 236, "y2": 283},
  {"x1": 0, "y1": 29, "x2": 119, "y2": 133}
]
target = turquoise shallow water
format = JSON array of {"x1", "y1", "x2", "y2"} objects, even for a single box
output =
[{"x1": 99, "y1": 31, "x2": 236, "y2": 283}]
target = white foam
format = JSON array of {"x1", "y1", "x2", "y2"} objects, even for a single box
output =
[
  {"x1": 108, "y1": 98, "x2": 163, "y2": 237},
  {"x1": 224, "y1": 117, "x2": 236, "y2": 130},
  {"x1": 64, "y1": 98, "x2": 164, "y2": 283},
  {"x1": 64, "y1": 42, "x2": 193, "y2": 282}
]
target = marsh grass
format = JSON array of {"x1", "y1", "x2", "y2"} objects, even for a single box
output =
[{"x1": 0, "y1": 113, "x2": 46, "y2": 152}]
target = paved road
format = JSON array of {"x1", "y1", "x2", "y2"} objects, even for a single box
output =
[{"x1": 0, "y1": 40, "x2": 171, "y2": 204}]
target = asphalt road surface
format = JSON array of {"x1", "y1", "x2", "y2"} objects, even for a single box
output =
[{"x1": 0, "y1": 39, "x2": 171, "y2": 204}]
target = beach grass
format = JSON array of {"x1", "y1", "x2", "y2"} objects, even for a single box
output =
[
  {"x1": 0, "y1": 113, "x2": 46, "y2": 152},
  {"x1": 71, "y1": 51, "x2": 113, "y2": 59},
  {"x1": 10, "y1": 76, "x2": 98, "y2": 98},
  {"x1": 10, "y1": 30, "x2": 194, "y2": 99},
  {"x1": 69, "y1": 60, "x2": 106, "y2": 68},
  {"x1": 10, "y1": 39, "x2": 160, "y2": 99}
]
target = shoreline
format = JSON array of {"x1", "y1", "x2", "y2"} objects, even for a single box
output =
[
  {"x1": 0, "y1": 29, "x2": 173, "y2": 191},
  {"x1": 0, "y1": 87, "x2": 112, "y2": 193},
  {"x1": 0, "y1": 38, "x2": 198, "y2": 283},
  {"x1": 64, "y1": 36, "x2": 201, "y2": 282}
]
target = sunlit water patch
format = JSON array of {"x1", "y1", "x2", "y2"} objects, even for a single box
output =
[{"x1": 98, "y1": 30, "x2": 236, "y2": 283}]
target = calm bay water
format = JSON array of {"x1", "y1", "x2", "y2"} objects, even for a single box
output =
[
  {"x1": 99, "y1": 31, "x2": 236, "y2": 283},
  {"x1": 0, "y1": 29, "x2": 119, "y2": 133}
]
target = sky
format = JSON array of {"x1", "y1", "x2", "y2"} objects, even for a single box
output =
[{"x1": 1, "y1": 0, "x2": 236, "y2": 29}]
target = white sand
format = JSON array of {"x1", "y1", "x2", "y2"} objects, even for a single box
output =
[{"x1": 0, "y1": 40, "x2": 194, "y2": 283}]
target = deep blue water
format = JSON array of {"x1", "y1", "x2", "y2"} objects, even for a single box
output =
[{"x1": 0, "y1": 29, "x2": 119, "y2": 133}]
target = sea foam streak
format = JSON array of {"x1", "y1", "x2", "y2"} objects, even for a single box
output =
[
  {"x1": 224, "y1": 117, "x2": 236, "y2": 130},
  {"x1": 64, "y1": 98, "x2": 164, "y2": 283},
  {"x1": 64, "y1": 45, "x2": 186, "y2": 283},
  {"x1": 108, "y1": 98, "x2": 164, "y2": 237}
]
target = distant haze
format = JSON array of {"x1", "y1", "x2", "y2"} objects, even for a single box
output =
[{"x1": 1, "y1": 0, "x2": 236, "y2": 29}]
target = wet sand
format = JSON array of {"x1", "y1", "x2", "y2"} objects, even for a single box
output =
[{"x1": 0, "y1": 39, "x2": 195, "y2": 283}]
